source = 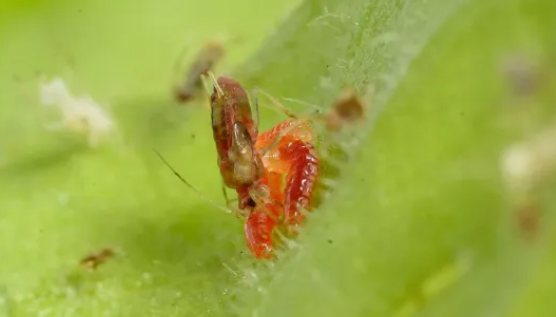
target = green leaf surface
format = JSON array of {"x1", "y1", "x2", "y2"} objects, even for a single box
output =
[{"x1": 1, "y1": 0, "x2": 555, "y2": 316}]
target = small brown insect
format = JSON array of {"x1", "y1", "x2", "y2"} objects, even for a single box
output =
[
  {"x1": 173, "y1": 42, "x2": 226, "y2": 103},
  {"x1": 284, "y1": 87, "x2": 370, "y2": 131},
  {"x1": 323, "y1": 88, "x2": 368, "y2": 131},
  {"x1": 80, "y1": 248, "x2": 115, "y2": 270}
]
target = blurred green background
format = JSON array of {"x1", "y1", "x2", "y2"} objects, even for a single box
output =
[{"x1": 1, "y1": 0, "x2": 556, "y2": 316}]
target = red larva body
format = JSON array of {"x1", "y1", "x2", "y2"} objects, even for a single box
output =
[
  {"x1": 281, "y1": 140, "x2": 319, "y2": 230},
  {"x1": 243, "y1": 168, "x2": 282, "y2": 259},
  {"x1": 255, "y1": 119, "x2": 314, "y2": 175},
  {"x1": 244, "y1": 203, "x2": 280, "y2": 259},
  {"x1": 243, "y1": 119, "x2": 319, "y2": 259},
  {"x1": 244, "y1": 140, "x2": 319, "y2": 258}
]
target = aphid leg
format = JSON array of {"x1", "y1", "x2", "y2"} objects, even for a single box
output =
[
  {"x1": 256, "y1": 119, "x2": 314, "y2": 147},
  {"x1": 278, "y1": 97, "x2": 334, "y2": 126},
  {"x1": 282, "y1": 97, "x2": 325, "y2": 113},
  {"x1": 251, "y1": 87, "x2": 298, "y2": 118},
  {"x1": 258, "y1": 120, "x2": 309, "y2": 156},
  {"x1": 221, "y1": 183, "x2": 233, "y2": 207},
  {"x1": 220, "y1": 183, "x2": 246, "y2": 218}
]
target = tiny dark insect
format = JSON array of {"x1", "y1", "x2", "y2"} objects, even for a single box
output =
[
  {"x1": 80, "y1": 248, "x2": 115, "y2": 270},
  {"x1": 322, "y1": 88, "x2": 367, "y2": 131},
  {"x1": 283, "y1": 87, "x2": 370, "y2": 132},
  {"x1": 173, "y1": 42, "x2": 226, "y2": 104}
]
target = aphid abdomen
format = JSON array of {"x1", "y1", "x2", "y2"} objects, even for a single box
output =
[
  {"x1": 281, "y1": 140, "x2": 319, "y2": 230},
  {"x1": 216, "y1": 77, "x2": 257, "y2": 139},
  {"x1": 230, "y1": 122, "x2": 264, "y2": 187},
  {"x1": 211, "y1": 100, "x2": 235, "y2": 187},
  {"x1": 210, "y1": 76, "x2": 260, "y2": 189}
]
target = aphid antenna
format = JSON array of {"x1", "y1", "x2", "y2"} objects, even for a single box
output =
[
  {"x1": 251, "y1": 88, "x2": 260, "y2": 130},
  {"x1": 206, "y1": 70, "x2": 224, "y2": 97},
  {"x1": 252, "y1": 87, "x2": 298, "y2": 119},
  {"x1": 281, "y1": 97, "x2": 330, "y2": 124},
  {"x1": 258, "y1": 92, "x2": 335, "y2": 127},
  {"x1": 220, "y1": 182, "x2": 239, "y2": 209},
  {"x1": 282, "y1": 97, "x2": 325, "y2": 113},
  {"x1": 153, "y1": 149, "x2": 234, "y2": 215}
]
